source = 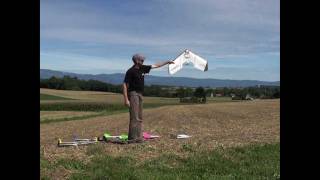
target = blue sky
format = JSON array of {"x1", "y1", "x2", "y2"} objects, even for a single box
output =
[{"x1": 40, "y1": 0, "x2": 280, "y2": 81}]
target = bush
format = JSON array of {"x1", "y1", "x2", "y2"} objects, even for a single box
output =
[{"x1": 180, "y1": 97, "x2": 206, "y2": 103}]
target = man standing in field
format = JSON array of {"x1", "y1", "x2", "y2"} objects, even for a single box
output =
[{"x1": 123, "y1": 53, "x2": 174, "y2": 143}]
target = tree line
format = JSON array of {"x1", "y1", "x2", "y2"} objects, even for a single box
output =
[
  {"x1": 40, "y1": 76, "x2": 123, "y2": 93},
  {"x1": 40, "y1": 76, "x2": 279, "y2": 99},
  {"x1": 205, "y1": 86, "x2": 280, "y2": 99}
]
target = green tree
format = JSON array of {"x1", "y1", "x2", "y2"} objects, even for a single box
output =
[
  {"x1": 194, "y1": 87, "x2": 205, "y2": 97},
  {"x1": 47, "y1": 76, "x2": 63, "y2": 89},
  {"x1": 194, "y1": 87, "x2": 206, "y2": 103},
  {"x1": 176, "y1": 87, "x2": 186, "y2": 98},
  {"x1": 185, "y1": 88, "x2": 194, "y2": 97},
  {"x1": 205, "y1": 88, "x2": 214, "y2": 97}
]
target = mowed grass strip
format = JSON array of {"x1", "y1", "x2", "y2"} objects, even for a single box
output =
[
  {"x1": 40, "y1": 111, "x2": 101, "y2": 123},
  {"x1": 40, "y1": 102, "x2": 124, "y2": 112},
  {"x1": 40, "y1": 93, "x2": 74, "y2": 100},
  {"x1": 40, "y1": 111, "x2": 98, "y2": 119},
  {"x1": 40, "y1": 97, "x2": 235, "y2": 112},
  {"x1": 40, "y1": 102, "x2": 182, "y2": 123},
  {"x1": 40, "y1": 100, "x2": 245, "y2": 124},
  {"x1": 40, "y1": 110, "x2": 128, "y2": 124},
  {"x1": 40, "y1": 143, "x2": 280, "y2": 180},
  {"x1": 40, "y1": 88, "x2": 181, "y2": 103},
  {"x1": 40, "y1": 88, "x2": 240, "y2": 105},
  {"x1": 40, "y1": 102, "x2": 180, "y2": 112}
]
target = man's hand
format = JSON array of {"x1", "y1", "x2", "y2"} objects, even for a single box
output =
[{"x1": 124, "y1": 99, "x2": 130, "y2": 108}]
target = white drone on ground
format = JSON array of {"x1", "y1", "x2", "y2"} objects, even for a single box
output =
[{"x1": 168, "y1": 49, "x2": 208, "y2": 75}]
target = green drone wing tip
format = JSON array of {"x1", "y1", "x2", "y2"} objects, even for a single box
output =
[
  {"x1": 120, "y1": 134, "x2": 128, "y2": 141},
  {"x1": 103, "y1": 133, "x2": 111, "y2": 139}
]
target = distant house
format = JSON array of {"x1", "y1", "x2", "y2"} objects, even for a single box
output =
[
  {"x1": 245, "y1": 94, "x2": 254, "y2": 100},
  {"x1": 215, "y1": 93, "x2": 222, "y2": 97}
]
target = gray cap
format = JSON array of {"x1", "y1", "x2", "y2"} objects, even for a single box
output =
[{"x1": 132, "y1": 53, "x2": 145, "y2": 62}]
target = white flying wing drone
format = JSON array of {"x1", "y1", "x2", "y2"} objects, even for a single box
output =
[{"x1": 168, "y1": 49, "x2": 208, "y2": 75}]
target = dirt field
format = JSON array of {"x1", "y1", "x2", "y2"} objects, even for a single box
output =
[{"x1": 40, "y1": 99, "x2": 279, "y2": 163}]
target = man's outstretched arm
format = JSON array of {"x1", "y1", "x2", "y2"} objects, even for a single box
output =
[{"x1": 151, "y1": 60, "x2": 174, "y2": 69}]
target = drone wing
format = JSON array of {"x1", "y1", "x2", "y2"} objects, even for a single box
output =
[
  {"x1": 168, "y1": 51, "x2": 188, "y2": 75},
  {"x1": 168, "y1": 49, "x2": 208, "y2": 75},
  {"x1": 188, "y1": 51, "x2": 208, "y2": 72}
]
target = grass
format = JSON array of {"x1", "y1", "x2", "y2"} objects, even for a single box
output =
[
  {"x1": 40, "y1": 102, "x2": 183, "y2": 124},
  {"x1": 40, "y1": 143, "x2": 279, "y2": 180},
  {"x1": 40, "y1": 88, "x2": 183, "y2": 121},
  {"x1": 40, "y1": 111, "x2": 99, "y2": 120},
  {"x1": 40, "y1": 93, "x2": 74, "y2": 100},
  {"x1": 40, "y1": 102, "x2": 169, "y2": 111},
  {"x1": 40, "y1": 89, "x2": 240, "y2": 116},
  {"x1": 40, "y1": 88, "x2": 240, "y2": 104},
  {"x1": 39, "y1": 100, "x2": 227, "y2": 124},
  {"x1": 40, "y1": 102, "x2": 125, "y2": 112},
  {"x1": 40, "y1": 88, "x2": 181, "y2": 104}
]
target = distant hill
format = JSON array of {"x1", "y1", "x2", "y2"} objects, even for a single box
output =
[{"x1": 40, "y1": 69, "x2": 280, "y2": 88}]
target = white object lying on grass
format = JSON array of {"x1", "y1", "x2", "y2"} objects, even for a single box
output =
[
  {"x1": 58, "y1": 137, "x2": 98, "y2": 147},
  {"x1": 74, "y1": 138, "x2": 91, "y2": 141},
  {"x1": 177, "y1": 134, "x2": 192, "y2": 139},
  {"x1": 58, "y1": 139, "x2": 78, "y2": 147},
  {"x1": 168, "y1": 49, "x2": 208, "y2": 75}
]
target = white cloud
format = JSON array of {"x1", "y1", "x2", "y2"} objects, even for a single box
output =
[
  {"x1": 40, "y1": 51, "x2": 132, "y2": 71},
  {"x1": 41, "y1": 0, "x2": 279, "y2": 56}
]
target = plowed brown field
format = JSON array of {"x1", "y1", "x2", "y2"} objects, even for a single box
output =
[{"x1": 40, "y1": 99, "x2": 279, "y2": 163}]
